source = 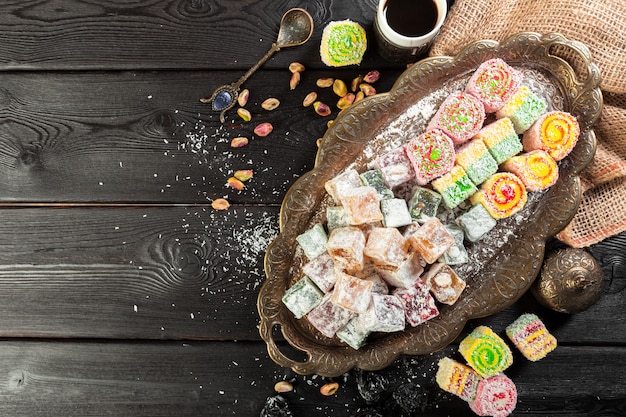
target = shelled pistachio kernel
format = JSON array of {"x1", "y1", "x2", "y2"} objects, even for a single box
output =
[
  {"x1": 230, "y1": 137, "x2": 249, "y2": 148},
  {"x1": 332, "y1": 79, "x2": 348, "y2": 97},
  {"x1": 351, "y1": 75, "x2": 363, "y2": 92},
  {"x1": 363, "y1": 70, "x2": 381, "y2": 83},
  {"x1": 289, "y1": 62, "x2": 305, "y2": 73},
  {"x1": 303, "y1": 92, "x2": 317, "y2": 107},
  {"x1": 211, "y1": 198, "x2": 230, "y2": 210},
  {"x1": 261, "y1": 98, "x2": 280, "y2": 111},
  {"x1": 274, "y1": 381, "x2": 294, "y2": 393},
  {"x1": 254, "y1": 122, "x2": 273, "y2": 137},
  {"x1": 337, "y1": 93, "x2": 355, "y2": 109},
  {"x1": 354, "y1": 91, "x2": 365, "y2": 104},
  {"x1": 313, "y1": 101, "x2": 331, "y2": 116},
  {"x1": 290, "y1": 72, "x2": 301, "y2": 90},
  {"x1": 237, "y1": 108, "x2": 252, "y2": 122},
  {"x1": 316, "y1": 77, "x2": 334, "y2": 88},
  {"x1": 237, "y1": 89, "x2": 250, "y2": 107},
  {"x1": 227, "y1": 177, "x2": 244, "y2": 190},
  {"x1": 233, "y1": 169, "x2": 253, "y2": 182},
  {"x1": 360, "y1": 83, "x2": 376, "y2": 96},
  {"x1": 320, "y1": 382, "x2": 339, "y2": 396}
]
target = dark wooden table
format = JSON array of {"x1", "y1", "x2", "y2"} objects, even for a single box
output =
[{"x1": 0, "y1": 1, "x2": 624, "y2": 416}]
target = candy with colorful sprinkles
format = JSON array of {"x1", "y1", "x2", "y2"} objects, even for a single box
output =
[
  {"x1": 496, "y1": 85, "x2": 547, "y2": 134},
  {"x1": 506, "y1": 313, "x2": 557, "y2": 361},
  {"x1": 372, "y1": 146, "x2": 416, "y2": 188},
  {"x1": 393, "y1": 281, "x2": 439, "y2": 327},
  {"x1": 501, "y1": 150, "x2": 559, "y2": 191},
  {"x1": 330, "y1": 272, "x2": 373, "y2": 313},
  {"x1": 470, "y1": 172, "x2": 527, "y2": 219},
  {"x1": 319, "y1": 20, "x2": 367, "y2": 67},
  {"x1": 428, "y1": 91, "x2": 486, "y2": 145},
  {"x1": 468, "y1": 373, "x2": 517, "y2": 417},
  {"x1": 455, "y1": 204, "x2": 497, "y2": 242},
  {"x1": 474, "y1": 118, "x2": 523, "y2": 165},
  {"x1": 407, "y1": 186, "x2": 442, "y2": 223},
  {"x1": 522, "y1": 110, "x2": 580, "y2": 161},
  {"x1": 307, "y1": 292, "x2": 356, "y2": 338},
  {"x1": 436, "y1": 357, "x2": 482, "y2": 401},
  {"x1": 455, "y1": 137, "x2": 499, "y2": 185},
  {"x1": 282, "y1": 276, "x2": 324, "y2": 319},
  {"x1": 326, "y1": 226, "x2": 366, "y2": 273},
  {"x1": 302, "y1": 252, "x2": 338, "y2": 293},
  {"x1": 431, "y1": 165, "x2": 478, "y2": 209},
  {"x1": 466, "y1": 58, "x2": 522, "y2": 112},
  {"x1": 405, "y1": 129, "x2": 456, "y2": 185},
  {"x1": 459, "y1": 326, "x2": 513, "y2": 378},
  {"x1": 422, "y1": 262, "x2": 466, "y2": 305},
  {"x1": 296, "y1": 223, "x2": 328, "y2": 260},
  {"x1": 407, "y1": 217, "x2": 456, "y2": 264}
]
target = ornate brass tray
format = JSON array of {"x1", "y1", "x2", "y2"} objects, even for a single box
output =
[{"x1": 259, "y1": 33, "x2": 602, "y2": 377}]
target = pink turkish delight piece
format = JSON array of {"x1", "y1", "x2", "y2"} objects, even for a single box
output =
[
  {"x1": 302, "y1": 252, "x2": 338, "y2": 293},
  {"x1": 327, "y1": 226, "x2": 366, "y2": 273},
  {"x1": 372, "y1": 147, "x2": 415, "y2": 189},
  {"x1": 407, "y1": 217, "x2": 456, "y2": 264},
  {"x1": 306, "y1": 293, "x2": 355, "y2": 338},
  {"x1": 364, "y1": 227, "x2": 409, "y2": 269},
  {"x1": 330, "y1": 272, "x2": 373, "y2": 313},
  {"x1": 340, "y1": 186, "x2": 384, "y2": 225},
  {"x1": 361, "y1": 293, "x2": 406, "y2": 333},
  {"x1": 405, "y1": 129, "x2": 455, "y2": 185},
  {"x1": 422, "y1": 262, "x2": 466, "y2": 305},
  {"x1": 394, "y1": 282, "x2": 439, "y2": 327}
]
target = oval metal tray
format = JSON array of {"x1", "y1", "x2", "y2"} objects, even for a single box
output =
[{"x1": 259, "y1": 32, "x2": 602, "y2": 377}]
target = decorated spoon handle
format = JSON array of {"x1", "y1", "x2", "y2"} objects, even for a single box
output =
[{"x1": 233, "y1": 43, "x2": 280, "y2": 90}]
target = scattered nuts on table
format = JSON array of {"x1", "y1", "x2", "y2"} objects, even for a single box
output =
[
  {"x1": 254, "y1": 122, "x2": 273, "y2": 136},
  {"x1": 363, "y1": 70, "x2": 380, "y2": 83},
  {"x1": 359, "y1": 83, "x2": 376, "y2": 96},
  {"x1": 288, "y1": 62, "x2": 305, "y2": 73},
  {"x1": 351, "y1": 75, "x2": 363, "y2": 92},
  {"x1": 274, "y1": 381, "x2": 294, "y2": 393},
  {"x1": 332, "y1": 79, "x2": 348, "y2": 97},
  {"x1": 237, "y1": 107, "x2": 252, "y2": 122},
  {"x1": 303, "y1": 91, "x2": 317, "y2": 107},
  {"x1": 290, "y1": 71, "x2": 301, "y2": 90},
  {"x1": 316, "y1": 77, "x2": 334, "y2": 88},
  {"x1": 337, "y1": 93, "x2": 355, "y2": 109},
  {"x1": 233, "y1": 169, "x2": 253, "y2": 182},
  {"x1": 226, "y1": 177, "x2": 245, "y2": 190},
  {"x1": 261, "y1": 97, "x2": 280, "y2": 111},
  {"x1": 320, "y1": 382, "x2": 339, "y2": 396},
  {"x1": 237, "y1": 88, "x2": 250, "y2": 107},
  {"x1": 313, "y1": 101, "x2": 331, "y2": 116},
  {"x1": 230, "y1": 137, "x2": 249, "y2": 148},
  {"x1": 211, "y1": 198, "x2": 230, "y2": 210}
]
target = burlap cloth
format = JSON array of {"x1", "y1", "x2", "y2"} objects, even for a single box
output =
[{"x1": 429, "y1": 0, "x2": 626, "y2": 247}]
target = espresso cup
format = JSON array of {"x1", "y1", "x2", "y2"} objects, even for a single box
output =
[{"x1": 374, "y1": 0, "x2": 447, "y2": 64}]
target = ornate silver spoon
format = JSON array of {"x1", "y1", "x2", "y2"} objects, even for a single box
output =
[{"x1": 203, "y1": 8, "x2": 314, "y2": 123}]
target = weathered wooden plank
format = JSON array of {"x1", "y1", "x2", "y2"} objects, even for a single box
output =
[
  {"x1": 0, "y1": 205, "x2": 279, "y2": 340},
  {"x1": 0, "y1": 0, "x2": 396, "y2": 71},
  {"x1": 0, "y1": 68, "x2": 402, "y2": 204},
  {"x1": 0, "y1": 340, "x2": 623, "y2": 417}
]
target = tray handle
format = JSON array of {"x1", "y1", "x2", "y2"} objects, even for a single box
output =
[{"x1": 259, "y1": 317, "x2": 316, "y2": 375}]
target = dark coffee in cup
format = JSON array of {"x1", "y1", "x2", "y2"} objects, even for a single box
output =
[{"x1": 384, "y1": 0, "x2": 439, "y2": 38}]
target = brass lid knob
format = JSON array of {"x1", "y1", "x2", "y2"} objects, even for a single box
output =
[{"x1": 532, "y1": 247, "x2": 604, "y2": 314}]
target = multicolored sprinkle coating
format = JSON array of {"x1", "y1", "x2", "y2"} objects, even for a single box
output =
[
  {"x1": 523, "y1": 110, "x2": 580, "y2": 161},
  {"x1": 405, "y1": 129, "x2": 456, "y2": 185},
  {"x1": 436, "y1": 357, "x2": 482, "y2": 401},
  {"x1": 428, "y1": 91, "x2": 486, "y2": 145},
  {"x1": 501, "y1": 150, "x2": 559, "y2": 191},
  {"x1": 459, "y1": 326, "x2": 513, "y2": 378},
  {"x1": 466, "y1": 58, "x2": 522, "y2": 112},
  {"x1": 496, "y1": 85, "x2": 547, "y2": 134},
  {"x1": 470, "y1": 172, "x2": 527, "y2": 219},
  {"x1": 506, "y1": 313, "x2": 557, "y2": 361},
  {"x1": 320, "y1": 20, "x2": 367, "y2": 67},
  {"x1": 431, "y1": 165, "x2": 478, "y2": 209},
  {"x1": 469, "y1": 373, "x2": 517, "y2": 417}
]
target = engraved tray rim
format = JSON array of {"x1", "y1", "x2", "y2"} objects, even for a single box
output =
[{"x1": 259, "y1": 32, "x2": 602, "y2": 377}]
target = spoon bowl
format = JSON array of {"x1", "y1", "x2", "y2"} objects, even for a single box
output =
[{"x1": 276, "y1": 8, "x2": 314, "y2": 48}]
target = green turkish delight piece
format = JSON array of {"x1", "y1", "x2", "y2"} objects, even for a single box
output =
[
  {"x1": 360, "y1": 169, "x2": 394, "y2": 200},
  {"x1": 282, "y1": 276, "x2": 323, "y2": 319},
  {"x1": 407, "y1": 186, "x2": 442, "y2": 222},
  {"x1": 296, "y1": 223, "x2": 328, "y2": 260}
]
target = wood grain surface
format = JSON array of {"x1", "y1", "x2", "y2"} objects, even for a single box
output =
[{"x1": 0, "y1": 0, "x2": 623, "y2": 416}]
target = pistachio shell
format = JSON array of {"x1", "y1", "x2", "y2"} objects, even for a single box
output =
[
  {"x1": 211, "y1": 198, "x2": 230, "y2": 210},
  {"x1": 290, "y1": 72, "x2": 301, "y2": 90},
  {"x1": 351, "y1": 75, "x2": 363, "y2": 92},
  {"x1": 226, "y1": 177, "x2": 245, "y2": 190},
  {"x1": 359, "y1": 83, "x2": 376, "y2": 96},
  {"x1": 320, "y1": 382, "x2": 339, "y2": 396},
  {"x1": 332, "y1": 79, "x2": 348, "y2": 97},
  {"x1": 254, "y1": 122, "x2": 273, "y2": 137},
  {"x1": 274, "y1": 381, "x2": 294, "y2": 393},
  {"x1": 288, "y1": 62, "x2": 305, "y2": 73},
  {"x1": 354, "y1": 91, "x2": 365, "y2": 104},
  {"x1": 363, "y1": 70, "x2": 381, "y2": 83},
  {"x1": 233, "y1": 169, "x2": 253, "y2": 182},
  {"x1": 261, "y1": 98, "x2": 280, "y2": 111},
  {"x1": 313, "y1": 101, "x2": 331, "y2": 117},
  {"x1": 302, "y1": 91, "x2": 317, "y2": 107},
  {"x1": 316, "y1": 77, "x2": 334, "y2": 88},
  {"x1": 237, "y1": 108, "x2": 252, "y2": 122},
  {"x1": 237, "y1": 89, "x2": 250, "y2": 107},
  {"x1": 230, "y1": 137, "x2": 249, "y2": 148}
]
